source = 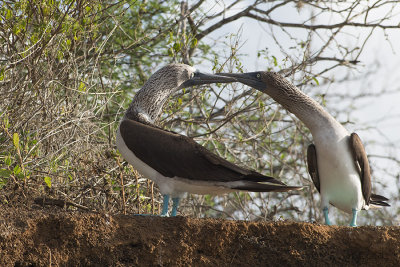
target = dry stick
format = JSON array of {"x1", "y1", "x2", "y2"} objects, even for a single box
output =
[
  {"x1": 14, "y1": 134, "x2": 25, "y2": 187},
  {"x1": 132, "y1": 166, "x2": 141, "y2": 214},
  {"x1": 147, "y1": 179, "x2": 151, "y2": 213},
  {"x1": 34, "y1": 197, "x2": 91, "y2": 211},
  {"x1": 151, "y1": 182, "x2": 155, "y2": 215},
  {"x1": 116, "y1": 157, "x2": 127, "y2": 215},
  {"x1": 120, "y1": 171, "x2": 127, "y2": 215},
  {"x1": 97, "y1": 66, "x2": 112, "y2": 145},
  {"x1": 180, "y1": 1, "x2": 189, "y2": 65},
  {"x1": 48, "y1": 247, "x2": 52, "y2": 267}
]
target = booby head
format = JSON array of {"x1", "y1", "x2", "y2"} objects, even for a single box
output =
[
  {"x1": 125, "y1": 63, "x2": 236, "y2": 124},
  {"x1": 141, "y1": 63, "x2": 237, "y2": 92}
]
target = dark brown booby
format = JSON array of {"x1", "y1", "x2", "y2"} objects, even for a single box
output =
[{"x1": 116, "y1": 64, "x2": 302, "y2": 216}]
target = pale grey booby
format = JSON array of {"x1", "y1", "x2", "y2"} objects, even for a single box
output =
[
  {"x1": 218, "y1": 71, "x2": 389, "y2": 226},
  {"x1": 116, "y1": 64, "x2": 302, "y2": 216}
]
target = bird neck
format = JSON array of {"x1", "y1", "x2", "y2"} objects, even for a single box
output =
[
  {"x1": 263, "y1": 73, "x2": 344, "y2": 134},
  {"x1": 124, "y1": 83, "x2": 176, "y2": 125}
]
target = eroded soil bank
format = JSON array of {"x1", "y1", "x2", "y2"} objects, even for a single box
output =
[{"x1": 1, "y1": 205, "x2": 399, "y2": 266}]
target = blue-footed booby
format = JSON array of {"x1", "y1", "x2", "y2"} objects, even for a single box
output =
[
  {"x1": 218, "y1": 71, "x2": 389, "y2": 226},
  {"x1": 116, "y1": 64, "x2": 302, "y2": 216}
]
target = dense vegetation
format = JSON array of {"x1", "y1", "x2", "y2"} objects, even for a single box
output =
[{"x1": 1, "y1": 1, "x2": 399, "y2": 225}]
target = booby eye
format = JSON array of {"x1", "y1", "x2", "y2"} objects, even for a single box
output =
[{"x1": 256, "y1": 73, "x2": 261, "y2": 79}]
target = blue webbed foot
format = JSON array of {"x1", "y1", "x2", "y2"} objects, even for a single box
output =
[
  {"x1": 350, "y1": 208, "x2": 358, "y2": 227},
  {"x1": 161, "y1": 194, "x2": 170, "y2": 216},
  {"x1": 171, "y1": 197, "x2": 180, "y2": 217},
  {"x1": 323, "y1": 207, "x2": 332, "y2": 226}
]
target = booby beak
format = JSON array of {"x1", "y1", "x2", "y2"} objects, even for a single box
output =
[
  {"x1": 181, "y1": 71, "x2": 237, "y2": 88},
  {"x1": 216, "y1": 72, "x2": 267, "y2": 92}
]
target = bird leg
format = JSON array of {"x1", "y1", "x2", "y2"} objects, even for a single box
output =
[
  {"x1": 161, "y1": 194, "x2": 170, "y2": 216},
  {"x1": 171, "y1": 197, "x2": 180, "y2": 216},
  {"x1": 323, "y1": 207, "x2": 332, "y2": 225},
  {"x1": 350, "y1": 208, "x2": 358, "y2": 227}
]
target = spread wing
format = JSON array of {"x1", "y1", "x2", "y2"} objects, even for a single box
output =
[
  {"x1": 307, "y1": 144, "x2": 320, "y2": 193},
  {"x1": 119, "y1": 119, "x2": 300, "y2": 191}
]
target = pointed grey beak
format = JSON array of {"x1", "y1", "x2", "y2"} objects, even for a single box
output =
[
  {"x1": 181, "y1": 71, "x2": 237, "y2": 88},
  {"x1": 216, "y1": 72, "x2": 267, "y2": 92}
]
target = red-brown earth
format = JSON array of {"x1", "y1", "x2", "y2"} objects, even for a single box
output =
[{"x1": 1, "y1": 203, "x2": 399, "y2": 266}]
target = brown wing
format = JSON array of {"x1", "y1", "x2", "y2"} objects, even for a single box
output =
[
  {"x1": 119, "y1": 119, "x2": 286, "y2": 186},
  {"x1": 307, "y1": 144, "x2": 320, "y2": 193},
  {"x1": 349, "y1": 133, "x2": 371, "y2": 205}
]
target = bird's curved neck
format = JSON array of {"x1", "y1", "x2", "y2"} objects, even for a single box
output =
[
  {"x1": 263, "y1": 73, "x2": 343, "y2": 134},
  {"x1": 124, "y1": 83, "x2": 177, "y2": 125}
]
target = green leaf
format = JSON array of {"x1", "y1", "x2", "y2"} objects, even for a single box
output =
[
  {"x1": 168, "y1": 31, "x2": 174, "y2": 44},
  {"x1": 238, "y1": 132, "x2": 243, "y2": 141},
  {"x1": 3, "y1": 116, "x2": 9, "y2": 128},
  {"x1": 79, "y1": 81, "x2": 87, "y2": 92},
  {"x1": 14, "y1": 25, "x2": 22, "y2": 35},
  {"x1": 30, "y1": 34, "x2": 39, "y2": 45},
  {"x1": 0, "y1": 68, "x2": 4, "y2": 81},
  {"x1": 42, "y1": 6, "x2": 49, "y2": 16},
  {"x1": 312, "y1": 77, "x2": 319, "y2": 85},
  {"x1": 168, "y1": 47, "x2": 174, "y2": 57},
  {"x1": 272, "y1": 56, "x2": 278, "y2": 66},
  {"x1": 13, "y1": 133, "x2": 20, "y2": 150},
  {"x1": 173, "y1": 42, "x2": 181, "y2": 52},
  {"x1": 44, "y1": 176, "x2": 52, "y2": 188},
  {"x1": 191, "y1": 38, "x2": 197, "y2": 48},
  {"x1": 24, "y1": 169, "x2": 31, "y2": 179},
  {"x1": 57, "y1": 50, "x2": 64, "y2": 60},
  {"x1": 320, "y1": 95, "x2": 326, "y2": 106},
  {"x1": 5, "y1": 156, "x2": 12, "y2": 166},
  {"x1": 13, "y1": 165, "x2": 21, "y2": 175},
  {"x1": 0, "y1": 169, "x2": 11, "y2": 178},
  {"x1": 5, "y1": 9, "x2": 12, "y2": 20}
]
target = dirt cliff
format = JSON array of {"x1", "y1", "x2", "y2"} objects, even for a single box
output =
[{"x1": 1, "y1": 205, "x2": 399, "y2": 266}]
